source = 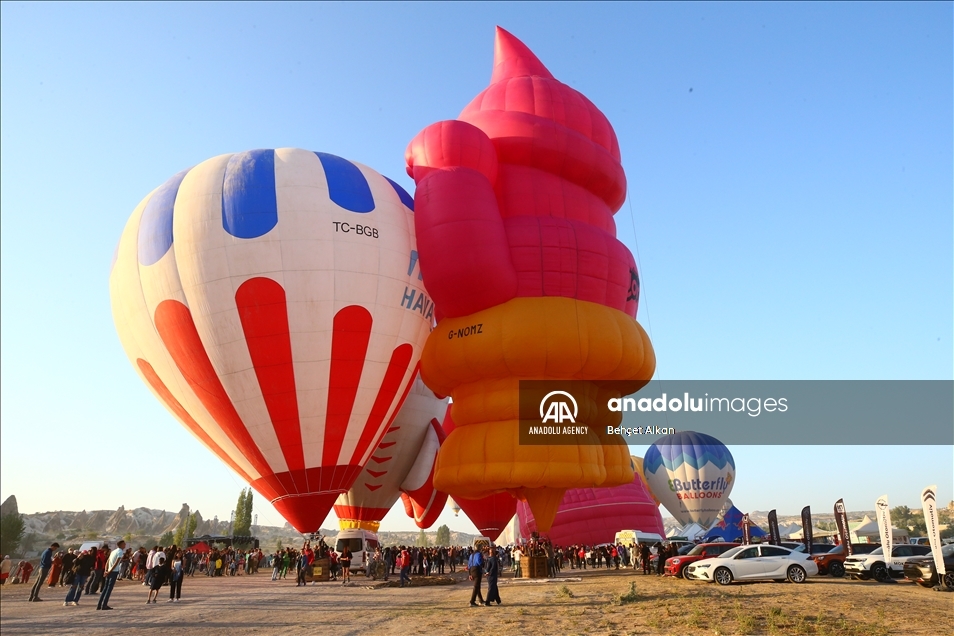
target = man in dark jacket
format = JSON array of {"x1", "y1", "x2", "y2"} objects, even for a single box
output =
[
  {"x1": 65, "y1": 550, "x2": 94, "y2": 606},
  {"x1": 484, "y1": 548, "x2": 501, "y2": 606},
  {"x1": 468, "y1": 548, "x2": 484, "y2": 606},
  {"x1": 29, "y1": 542, "x2": 59, "y2": 601}
]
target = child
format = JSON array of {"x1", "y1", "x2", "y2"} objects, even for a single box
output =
[{"x1": 146, "y1": 555, "x2": 170, "y2": 604}]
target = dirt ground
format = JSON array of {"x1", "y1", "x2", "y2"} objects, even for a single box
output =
[{"x1": 1, "y1": 566, "x2": 951, "y2": 635}]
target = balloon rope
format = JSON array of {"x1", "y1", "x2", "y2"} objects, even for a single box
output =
[
  {"x1": 626, "y1": 196, "x2": 657, "y2": 374},
  {"x1": 626, "y1": 196, "x2": 673, "y2": 435}
]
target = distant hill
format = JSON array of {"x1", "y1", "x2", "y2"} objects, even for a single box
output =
[{"x1": 9, "y1": 501, "x2": 477, "y2": 556}]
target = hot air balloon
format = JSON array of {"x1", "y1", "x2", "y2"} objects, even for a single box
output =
[
  {"x1": 517, "y1": 467, "x2": 664, "y2": 547},
  {"x1": 110, "y1": 148, "x2": 431, "y2": 533},
  {"x1": 631, "y1": 455, "x2": 661, "y2": 507},
  {"x1": 448, "y1": 498, "x2": 461, "y2": 517},
  {"x1": 642, "y1": 431, "x2": 736, "y2": 528},
  {"x1": 442, "y1": 407, "x2": 516, "y2": 542},
  {"x1": 334, "y1": 376, "x2": 449, "y2": 532},
  {"x1": 406, "y1": 27, "x2": 655, "y2": 531}
]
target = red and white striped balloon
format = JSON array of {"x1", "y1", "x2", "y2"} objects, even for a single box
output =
[
  {"x1": 334, "y1": 376, "x2": 448, "y2": 531},
  {"x1": 110, "y1": 148, "x2": 432, "y2": 532}
]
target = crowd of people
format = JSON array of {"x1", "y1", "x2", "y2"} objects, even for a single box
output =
[{"x1": 3, "y1": 533, "x2": 682, "y2": 612}]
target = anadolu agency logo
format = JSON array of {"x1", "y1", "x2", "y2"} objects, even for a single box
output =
[{"x1": 540, "y1": 391, "x2": 578, "y2": 424}]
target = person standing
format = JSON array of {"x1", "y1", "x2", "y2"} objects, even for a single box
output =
[
  {"x1": 64, "y1": 549, "x2": 94, "y2": 606},
  {"x1": 169, "y1": 550, "x2": 184, "y2": 602},
  {"x1": 339, "y1": 544, "x2": 352, "y2": 584},
  {"x1": 29, "y1": 542, "x2": 59, "y2": 602},
  {"x1": 484, "y1": 547, "x2": 501, "y2": 606},
  {"x1": 96, "y1": 539, "x2": 126, "y2": 611},
  {"x1": 467, "y1": 547, "x2": 485, "y2": 607},
  {"x1": 86, "y1": 546, "x2": 106, "y2": 595},
  {"x1": 1, "y1": 554, "x2": 12, "y2": 586},
  {"x1": 60, "y1": 549, "x2": 76, "y2": 586},
  {"x1": 399, "y1": 547, "x2": 411, "y2": 587}
]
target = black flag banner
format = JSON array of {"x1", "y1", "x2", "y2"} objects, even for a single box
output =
[
  {"x1": 834, "y1": 499, "x2": 852, "y2": 555},
  {"x1": 801, "y1": 506, "x2": 814, "y2": 555},
  {"x1": 742, "y1": 513, "x2": 751, "y2": 545},
  {"x1": 768, "y1": 509, "x2": 781, "y2": 546}
]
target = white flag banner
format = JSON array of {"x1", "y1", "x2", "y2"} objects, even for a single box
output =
[
  {"x1": 920, "y1": 485, "x2": 946, "y2": 580},
  {"x1": 875, "y1": 494, "x2": 892, "y2": 577}
]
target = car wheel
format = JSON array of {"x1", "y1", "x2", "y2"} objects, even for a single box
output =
[
  {"x1": 678, "y1": 565, "x2": 688, "y2": 579},
  {"x1": 858, "y1": 572, "x2": 870, "y2": 581},
  {"x1": 829, "y1": 561, "x2": 845, "y2": 578},
  {"x1": 787, "y1": 565, "x2": 807, "y2": 583},
  {"x1": 714, "y1": 567, "x2": 733, "y2": 586},
  {"x1": 943, "y1": 571, "x2": 954, "y2": 589},
  {"x1": 871, "y1": 563, "x2": 889, "y2": 582}
]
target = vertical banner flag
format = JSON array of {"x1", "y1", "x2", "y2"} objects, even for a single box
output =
[
  {"x1": 875, "y1": 494, "x2": 893, "y2": 576},
  {"x1": 834, "y1": 498, "x2": 852, "y2": 556},
  {"x1": 801, "y1": 506, "x2": 814, "y2": 554},
  {"x1": 768, "y1": 509, "x2": 780, "y2": 546},
  {"x1": 742, "y1": 513, "x2": 751, "y2": 545},
  {"x1": 920, "y1": 485, "x2": 946, "y2": 582}
]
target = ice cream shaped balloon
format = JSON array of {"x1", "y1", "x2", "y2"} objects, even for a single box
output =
[
  {"x1": 334, "y1": 376, "x2": 449, "y2": 531},
  {"x1": 406, "y1": 28, "x2": 655, "y2": 530},
  {"x1": 110, "y1": 148, "x2": 430, "y2": 533}
]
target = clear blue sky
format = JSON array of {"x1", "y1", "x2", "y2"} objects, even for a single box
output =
[{"x1": 2, "y1": 3, "x2": 951, "y2": 533}]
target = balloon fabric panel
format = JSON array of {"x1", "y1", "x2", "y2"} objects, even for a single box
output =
[
  {"x1": 407, "y1": 28, "x2": 656, "y2": 532},
  {"x1": 111, "y1": 148, "x2": 429, "y2": 533}
]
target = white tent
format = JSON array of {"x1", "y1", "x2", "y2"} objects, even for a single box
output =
[
  {"x1": 788, "y1": 526, "x2": 838, "y2": 540},
  {"x1": 849, "y1": 515, "x2": 909, "y2": 543},
  {"x1": 670, "y1": 522, "x2": 707, "y2": 541}
]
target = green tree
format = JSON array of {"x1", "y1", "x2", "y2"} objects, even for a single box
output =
[
  {"x1": 123, "y1": 532, "x2": 133, "y2": 545},
  {"x1": 0, "y1": 512, "x2": 26, "y2": 556},
  {"x1": 435, "y1": 524, "x2": 450, "y2": 546},
  {"x1": 187, "y1": 513, "x2": 197, "y2": 540},
  {"x1": 242, "y1": 489, "x2": 253, "y2": 534},
  {"x1": 276, "y1": 539, "x2": 283, "y2": 551},
  {"x1": 234, "y1": 488, "x2": 247, "y2": 536},
  {"x1": 159, "y1": 530, "x2": 175, "y2": 547},
  {"x1": 891, "y1": 506, "x2": 912, "y2": 527},
  {"x1": 415, "y1": 529, "x2": 428, "y2": 547}
]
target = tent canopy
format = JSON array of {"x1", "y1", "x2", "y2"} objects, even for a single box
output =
[
  {"x1": 788, "y1": 527, "x2": 838, "y2": 539},
  {"x1": 850, "y1": 517, "x2": 909, "y2": 542},
  {"x1": 703, "y1": 506, "x2": 767, "y2": 542},
  {"x1": 189, "y1": 541, "x2": 211, "y2": 553}
]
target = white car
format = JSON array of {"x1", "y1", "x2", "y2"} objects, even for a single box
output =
[
  {"x1": 843, "y1": 544, "x2": 931, "y2": 581},
  {"x1": 685, "y1": 545, "x2": 818, "y2": 585}
]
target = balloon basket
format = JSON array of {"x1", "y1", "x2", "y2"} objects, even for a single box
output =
[{"x1": 520, "y1": 556, "x2": 550, "y2": 579}]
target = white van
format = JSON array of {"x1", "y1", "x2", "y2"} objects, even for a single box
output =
[
  {"x1": 614, "y1": 530, "x2": 665, "y2": 546},
  {"x1": 335, "y1": 529, "x2": 379, "y2": 574},
  {"x1": 77, "y1": 540, "x2": 109, "y2": 553}
]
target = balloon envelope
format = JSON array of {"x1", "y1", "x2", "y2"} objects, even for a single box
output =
[
  {"x1": 335, "y1": 376, "x2": 448, "y2": 531},
  {"x1": 517, "y1": 470, "x2": 664, "y2": 546},
  {"x1": 441, "y1": 406, "x2": 516, "y2": 541},
  {"x1": 110, "y1": 148, "x2": 430, "y2": 533},
  {"x1": 408, "y1": 27, "x2": 655, "y2": 530},
  {"x1": 643, "y1": 431, "x2": 735, "y2": 528}
]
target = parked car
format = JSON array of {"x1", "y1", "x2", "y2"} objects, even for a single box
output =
[
  {"x1": 843, "y1": 544, "x2": 932, "y2": 581},
  {"x1": 665, "y1": 543, "x2": 740, "y2": 578},
  {"x1": 685, "y1": 545, "x2": 818, "y2": 585},
  {"x1": 902, "y1": 543, "x2": 954, "y2": 588},
  {"x1": 908, "y1": 537, "x2": 931, "y2": 546},
  {"x1": 812, "y1": 543, "x2": 881, "y2": 577}
]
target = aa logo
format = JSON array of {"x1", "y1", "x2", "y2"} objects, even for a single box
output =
[{"x1": 540, "y1": 391, "x2": 578, "y2": 424}]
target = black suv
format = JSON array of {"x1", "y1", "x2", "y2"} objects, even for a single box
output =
[{"x1": 902, "y1": 543, "x2": 954, "y2": 588}]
